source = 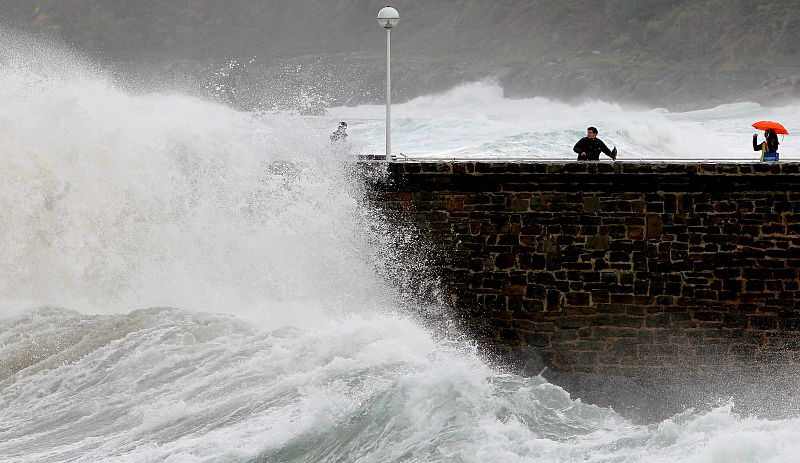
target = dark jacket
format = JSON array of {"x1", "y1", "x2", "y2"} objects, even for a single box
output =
[{"x1": 573, "y1": 137, "x2": 613, "y2": 161}]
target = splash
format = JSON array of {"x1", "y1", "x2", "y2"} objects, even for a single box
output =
[{"x1": 0, "y1": 28, "x2": 390, "y2": 326}]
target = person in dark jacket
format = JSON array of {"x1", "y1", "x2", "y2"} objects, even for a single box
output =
[
  {"x1": 574, "y1": 127, "x2": 617, "y2": 161},
  {"x1": 753, "y1": 128, "x2": 780, "y2": 162}
]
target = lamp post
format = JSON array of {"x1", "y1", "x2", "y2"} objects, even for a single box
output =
[{"x1": 377, "y1": 6, "x2": 399, "y2": 160}]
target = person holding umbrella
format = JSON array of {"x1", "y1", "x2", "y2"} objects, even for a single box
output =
[{"x1": 752, "y1": 121, "x2": 787, "y2": 162}]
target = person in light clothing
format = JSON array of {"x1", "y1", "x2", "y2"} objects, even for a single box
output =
[{"x1": 330, "y1": 122, "x2": 348, "y2": 143}]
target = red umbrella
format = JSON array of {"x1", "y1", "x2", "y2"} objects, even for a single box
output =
[{"x1": 752, "y1": 121, "x2": 789, "y2": 135}]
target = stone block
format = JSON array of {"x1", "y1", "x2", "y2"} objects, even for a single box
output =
[
  {"x1": 586, "y1": 234, "x2": 610, "y2": 250},
  {"x1": 645, "y1": 214, "x2": 663, "y2": 240},
  {"x1": 565, "y1": 292, "x2": 591, "y2": 306},
  {"x1": 522, "y1": 299, "x2": 545, "y2": 312},
  {"x1": 502, "y1": 285, "x2": 527, "y2": 296},
  {"x1": 583, "y1": 196, "x2": 601, "y2": 212},
  {"x1": 554, "y1": 316, "x2": 588, "y2": 329},
  {"x1": 545, "y1": 289, "x2": 563, "y2": 312}
]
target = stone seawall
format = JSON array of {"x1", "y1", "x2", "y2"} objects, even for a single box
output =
[{"x1": 368, "y1": 161, "x2": 800, "y2": 418}]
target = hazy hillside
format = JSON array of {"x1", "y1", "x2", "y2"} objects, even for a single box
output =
[{"x1": 1, "y1": 0, "x2": 798, "y2": 109}]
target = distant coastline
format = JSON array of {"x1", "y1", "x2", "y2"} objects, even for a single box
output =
[
  {"x1": 117, "y1": 55, "x2": 799, "y2": 114},
  {"x1": 4, "y1": 0, "x2": 797, "y2": 112}
]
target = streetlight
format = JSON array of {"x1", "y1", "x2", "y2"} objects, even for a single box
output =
[{"x1": 377, "y1": 6, "x2": 399, "y2": 160}]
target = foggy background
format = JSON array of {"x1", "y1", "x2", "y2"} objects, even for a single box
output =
[{"x1": 1, "y1": 0, "x2": 798, "y2": 112}]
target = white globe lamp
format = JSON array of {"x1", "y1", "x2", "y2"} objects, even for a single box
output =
[{"x1": 377, "y1": 6, "x2": 400, "y2": 29}]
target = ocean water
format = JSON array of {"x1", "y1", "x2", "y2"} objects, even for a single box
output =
[
  {"x1": 2, "y1": 29, "x2": 800, "y2": 463},
  {"x1": 331, "y1": 82, "x2": 799, "y2": 162}
]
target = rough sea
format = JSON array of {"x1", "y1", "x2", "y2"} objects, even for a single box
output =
[{"x1": 2, "y1": 29, "x2": 800, "y2": 463}]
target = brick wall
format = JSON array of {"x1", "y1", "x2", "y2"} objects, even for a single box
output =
[{"x1": 370, "y1": 161, "x2": 800, "y2": 387}]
